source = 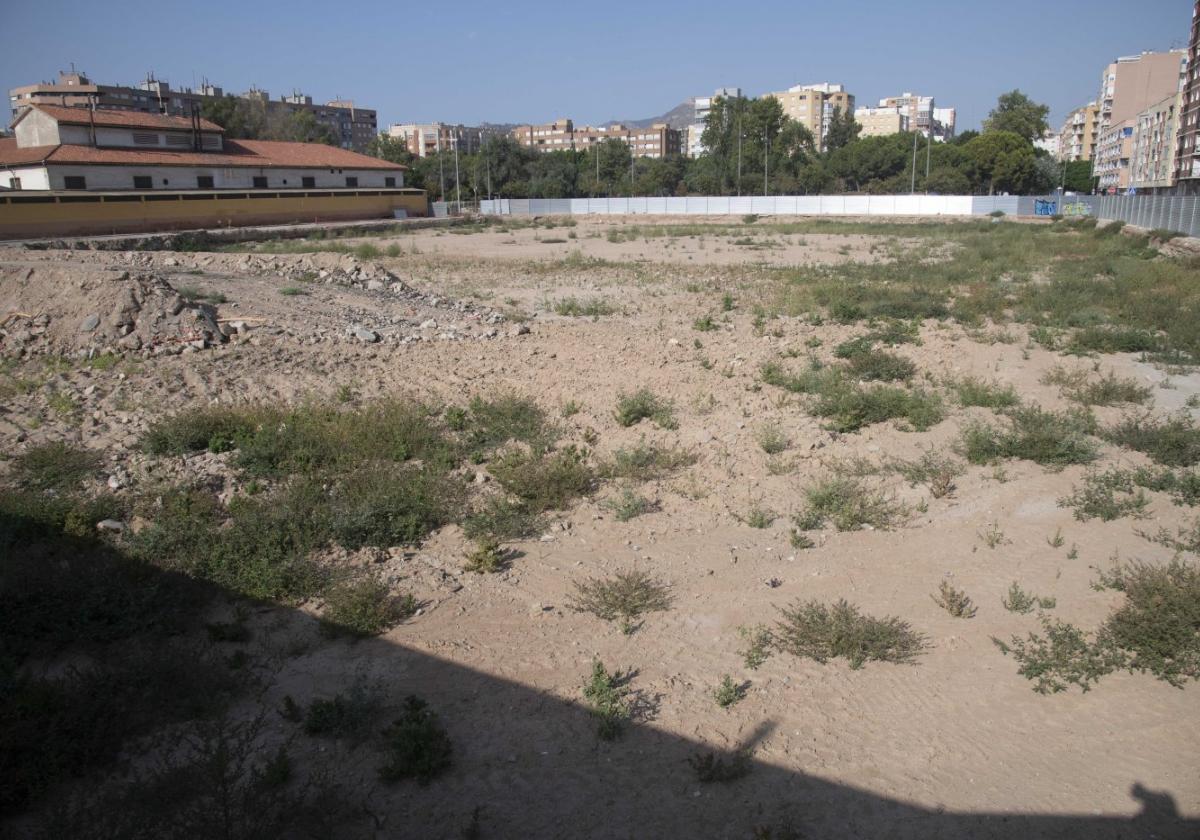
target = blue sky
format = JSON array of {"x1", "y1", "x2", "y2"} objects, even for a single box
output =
[{"x1": 1, "y1": 0, "x2": 1191, "y2": 133}]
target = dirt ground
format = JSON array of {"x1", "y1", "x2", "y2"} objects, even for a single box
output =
[{"x1": 2, "y1": 216, "x2": 1198, "y2": 839}]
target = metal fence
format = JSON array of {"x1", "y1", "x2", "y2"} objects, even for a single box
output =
[
  {"x1": 477, "y1": 193, "x2": 1200, "y2": 239},
  {"x1": 1092, "y1": 194, "x2": 1200, "y2": 238}
]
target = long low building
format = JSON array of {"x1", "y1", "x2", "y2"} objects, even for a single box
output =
[{"x1": 1, "y1": 104, "x2": 406, "y2": 192}]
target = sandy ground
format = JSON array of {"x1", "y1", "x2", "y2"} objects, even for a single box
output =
[{"x1": 1, "y1": 217, "x2": 1197, "y2": 839}]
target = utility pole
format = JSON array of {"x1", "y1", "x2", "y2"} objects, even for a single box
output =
[
  {"x1": 438, "y1": 133, "x2": 446, "y2": 203},
  {"x1": 453, "y1": 135, "x2": 461, "y2": 209},
  {"x1": 924, "y1": 129, "x2": 931, "y2": 192},
  {"x1": 910, "y1": 130, "x2": 918, "y2": 194},
  {"x1": 763, "y1": 128, "x2": 769, "y2": 196},
  {"x1": 736, "y1": 104, "x2": 743, "y2": 197},
  {"x1": 486, "y1": 151, "x2": 492, "y2": 200}
]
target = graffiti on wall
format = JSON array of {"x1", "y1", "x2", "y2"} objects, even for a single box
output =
[{"x1": 1034, "y1": 199, "x2": 1092, "y2": 217}]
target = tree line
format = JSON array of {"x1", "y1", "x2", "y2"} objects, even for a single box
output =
[{"x1": 360, "y1": 89, "x2": 1094, "y2": 200}]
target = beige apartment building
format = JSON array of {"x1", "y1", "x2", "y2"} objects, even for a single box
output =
[
  {"x1": 854, "y1": 106, "x2": 908, "y2": 137},
  {"x1": 387, "y1": 123, "x2": 494, "y2": 157},
  {"x1": 879, "y1": 92, "x2": 933, "y2": 136},
  {"x1": 763, "y1": 83, "x2": 854, "y2": 150},
  {"x1": 1176, "y1": 2, "x2": 1200, "y2": 190},
  {"x1": 1093, "y1": 50, "x2": 1185, "y2": 191},
  {"x1": 9, "y1": 70, "x2": 378, "y2": 152},
  {"x1": 511, "y1": 120, "x2": 681, "y2": 158},
  {"x1": 1130, "y1": 92, "x2": 1182, "y2": 191},
  {"x1": 1057, "y1": 102, "x2": 1099, "y2": 162}
]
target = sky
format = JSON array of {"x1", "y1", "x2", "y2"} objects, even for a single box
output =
[{"x1": 1, "y1": 0, "x2": 1192, "y2": 134}]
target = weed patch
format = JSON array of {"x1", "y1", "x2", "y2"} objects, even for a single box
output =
[
  {"x1": 1059, "y1": 468, "x2": 1150, "y2": 521},
  {"x1": 774, "y1": 599, "x2": 926, "y2": 668},
  {"x1": 379, "y1": 696, "x2": 453, "y2": 785},
  {"x1": 614, "y1": 389, "x2": 677, "y2": 429},
  {"x1": 794, "y1": 475, "x2": 906, "y2": 532},
  {"x1": 960, "y1": 406, "x2": 1098, "y2": 468},
  {"x1": 569, "y1": 569, "x2": 672, "y2": 634}
]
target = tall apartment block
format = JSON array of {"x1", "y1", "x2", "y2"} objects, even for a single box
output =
[
  {"x1": 387, "y1": 123, "x2": 497, "y2": 157},
  {"x1": 876, "y1": 94, "x2": 956, "y2": 141},
  {"x1": 511, "y1": 120, "x2": 681, "y2": 158},
  {"x1": 9, "y1": 70, "x2": 378, "y2": 152},
  {"x1": 853, "y1": 106, "x2": 908, "y2": 137},
  {"x1": 1175, "y1": 2, "x2": 1200, "y2": 191},
  {"x1": 1129, "y1": 92, "x2": 1182, "y2": 191},
  {"x1": 1093, "y1": 50, "x2": 1186, "y2": 192},
  {"x1": 763, "y1": 83, "x2": 854, "y2": 150},
  {"x1": 687, "y1": 87, "x2": 742, "y2": 157},
  {"x1": 931, "y1": 107, "x2": 956, "y2": 141},
  {"x1": 1057, "y1": 102, "x2": 1099, "y2": 162}
]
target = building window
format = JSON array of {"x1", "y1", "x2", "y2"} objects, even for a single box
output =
[
  {"x1": 133, "y1": 175, "x2": 153, "y2": 189},
  {"x1": 302, "y1": 176, "x2": 316, "y2": 188},
  {"x1": 197, "y1": 175, "x2": 214, "y2": 189},
  {"x1": 252, "y1": 176, "x2": 268, "y2": 188},
  {"x1": 162, "y1": 178, "x2": 169, "y2": 186},
  {"x1": 345, "y1": 177, "x2": 358, "y2": 187},
  {"x1": 384, "y1": 177, "x2": 396, "y2": 188},
  {"x1": 7, "y1": 177, "x2": 20, "y2": 190},
  {"x1": 63, "y1": 176, "x2": 87, "y2": 190}
]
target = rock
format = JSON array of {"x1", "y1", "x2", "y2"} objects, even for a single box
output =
[
  {"x1": 96, "y1": 519, "x2": 125, "y2": 533},
  {"x1": 366, "y1": 279, "x2": 385, "y2": 292},
  {"x1": 118, "y1": 333, "x2": 143, "y2": 350},
  {"x1": 80, "y1": 313, "x2": 100, "y2": 332},
  {"x1": 354, "y1": 328, "x2": 380, "y2": 343},
  {"x1": 420, "y1": 319, "x2": 438, "y2": 330},
  {"x1": 107, "y1": 475, "x2": 123, "y2": 491},
  {"x1": 511, "y1": 323, "x2": 531, "y2": 337}
]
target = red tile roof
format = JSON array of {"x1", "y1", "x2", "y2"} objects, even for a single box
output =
[
  {"x1": 0, "y1": 137, "x2": 405, "y2": 171},
  {"x1": 20, "y1": 103, "x2": 225, "y2": 133}
]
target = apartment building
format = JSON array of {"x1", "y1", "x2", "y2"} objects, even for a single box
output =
[
  {"x1": 1095, "y1": 119, "x2": 1136, "y2": 192},
  {"x1": 879, "y1": 92, "x2": 933, "y2": 136},
  {"x1": 387, "y1": 123, "x2": 495, "y2": 157},
  {"x1": 9, "y1": 70, "x2": 378, "y2": 153},
  {"x1": 512, "y1": 120, "x2": 681, "y2": 158},
  {"x1": 1057, "y1": 102, "x2": 1100, "y2": 162},
  {"x1": 1175, "y1": 2, "x2": 1200, "y2": 191},
  {"x1": 1034, "y1": 131, "x2": 1061, "y2": 158},
  {"x1": 688, "y1": 87, "x2": 741, "y2": 157},
  {"x1": 932, "y1": 106, "x2": 956, "y2": 141},
  {"x1": 1130, "y1": 92, "x2": 1182, "y2": 192},
  {"x1": 854, "y1": 107, "x2": 908, "y2": 137},
  {"x1": 763, "y1": 83, "x2": 854, "y2": 150}
]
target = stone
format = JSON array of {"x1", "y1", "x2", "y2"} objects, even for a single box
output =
[
  {"x1": 366, "y1": 279, "x2": 385, "y2": 292},
  {"x1": 80, "y1": 313, "x2": 100, "y2": 332},
  {"x1": 96, "y1": 519, "x2": 125, "y2": 533},
  {"x1": 118, "y1": 333, "x2": 143, "y2": 350},
  {"x1": 354, "y1": 328, "x2": 380, "y2": 343}
]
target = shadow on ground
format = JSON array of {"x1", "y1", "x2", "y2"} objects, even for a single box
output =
[{"x1": 2, "y1": 509, "x2": 1196, "y2": 840}]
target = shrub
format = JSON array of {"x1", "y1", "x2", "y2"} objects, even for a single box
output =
[
  {"x1": 553, "y1": 296, "x2": 615, "y2": 317},
  {"x1": 1061, "y1": 371, "x2": 1153, "y2": 407},
  {"x1": 774, "y1": 599, "x2": 926, "y2": 668},
  {"x1": 321, "y1": 576, "x2": 416, "y2": 637},
  {"x1": 606, "y1": 488, "x2": 655, "y2": 521},
  {"x1": 810, "y1": 379, "x2": 943, "y2": 432},
  {"x1": 379, "y1": 696, "x2": 453, "y2": 784},
  {"x1": 892, "y1": 449, "x2": 963, "y2": 498},
  {"x1": 327, "y1": 464, "x2": 464, "y2": 549},
  {"x1": 738, "y1": 624, "x2": 774, "y2": 669},
  {"x1": 604, "y1": 440, "x2": 696, "y2": 481},
  {"x1": 490, "y1": 446, "x2": 593, "y2": 512},
  {"x1": 1001, "y1": 582, "x2": 1038, "y2": 614},
  {"x1": 959, "y1": 405, "x2": 1098, "y2": 468},
  {"x1": 952, "y1": 377, "x2": 1020, "y2": 410},
  {"x1": 713, "y1": 674, "x2": 745, "y2": 708},
  {"x1": 794, "y1": 475, "x2": 906, "y2": 532},
  {"x1": 833, "y1": 335, "x2": 874, "y2": 359},
  {"x1": 1131, "y1": 465, "x2": 1200, "y2": 506},
  {"x1": 463, "y1": 394, "x2": 556, "y2": 456},
  {"x1": 993, "y1": 619, "x2": 1123, "y2": 694},
  {"x1": 569, "y1": 569, "x2": 672, "y2": 634},
  {"x1": 614, "y1": 389, "x2": 677, "y2": 429},
  {"x1": 932, "y1": 581, "x2": 977, "y2": 618},
  {"x1": 463, "y1": 537, "x2": 506, "y2": 573},
  {"x1": 1104, "y1": 413, "x2": 1200, "y2": 467},
  {"x1": 142, "y1": 405, "x2": 261, "y2": 455},
  {"x1": 689, "y1": 749, "x2": 753, "y2": 783},
  {"x1": 12, "y1": 441, "x2": 102, "y2": 492},
  {"x1": 1066, "y1": 326, "x2": 1160, "y2": 355},
  {"x1": 693, "y1": 314, "x2": 718, "y2": 332},
  {"x1": 302, "y1": 676, "x2": 385, "y2": 740},
  {"x1": 582, "y1": 660, "x2": 631, "y2": 740},
  {"x1": 755, "y1": 423, "x2": 789, "y2": 454},
  {"x1": 461, "y1": 495, "x2": 543, "y2": 541},
  {"x1": 1058, "y1": 468, "x2": 1150, "y2": 522},
  {"x1": 845, "y1": 349, "x2": 916, "y2": 382}
]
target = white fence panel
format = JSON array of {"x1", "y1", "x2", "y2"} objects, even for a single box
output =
[{"x1": 842, "y1": 196, "x2": 871, "y2": 215}]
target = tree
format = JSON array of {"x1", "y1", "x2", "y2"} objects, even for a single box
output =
[
  {"x1": 983, "y1": 90, "x2": 1050, "y2": 144},
  {"x1": 964, "y1": 131, "x2": 1034, "y2": 194},
  {"x1": 268, "y1": 110, "x2": 337, "y2": 146},
  {"x1": 367, "y1": 134, "x2": 414, "y2": 167},
  {"x1": 824, "y1": 106, "x2": 860, "y2": 152},
  {"x1": 924, "y1": 167, "x2": 971, "y2": 194},
  {"x1": 1063, "y1": 160, "x2": 1095, "y2": 193}
]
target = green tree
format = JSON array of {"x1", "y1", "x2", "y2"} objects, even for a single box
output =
[
  {"x1": 983, "y1": 90, "x2": 1050, "y2": 143},
  {"x1": 1063, "y1": 160, "x2": 1095, "y2": 193},
  {"x1": 824, "y1": 106, "x2": 861, "y2": 152},
  {"x1": 367, "y1": 134, "x2": 414, "y2": 166},
  {"x1": 965, "y1": 131, "x2": 1034, "y2": 194}
]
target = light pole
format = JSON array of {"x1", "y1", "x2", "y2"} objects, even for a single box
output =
[
  {"x1": 763, "y1": 128, "x2": 769, "y2": 196},
  {"x1": 453, "y1": 135, "x2": 461, "y2": 209},
  {"x1": 910, "y1": 130, "x2": 918, "y2": 194}
]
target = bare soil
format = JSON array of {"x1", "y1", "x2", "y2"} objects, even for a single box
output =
[{"x1": 1, "y1": 216, "x2": 1197, "y2": 839}]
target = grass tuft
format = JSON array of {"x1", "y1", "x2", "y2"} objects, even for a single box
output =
[{"x1": 774, "y1": 599, "x2": 927, "y2": 669}]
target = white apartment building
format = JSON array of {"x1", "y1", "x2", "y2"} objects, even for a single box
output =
[{"x1": 688, "y1": 87, "x2": 741, "y2": 157}]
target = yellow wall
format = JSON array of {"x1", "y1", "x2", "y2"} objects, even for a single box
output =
[{"x1": 0, "y1": 189, "x2": 429, "y2": 239}]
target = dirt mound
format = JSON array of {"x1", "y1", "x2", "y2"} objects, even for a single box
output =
[{"x1": 0, "y1": 266, "x2": 226, "y2": 357}]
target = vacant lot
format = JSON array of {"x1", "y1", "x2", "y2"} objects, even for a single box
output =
[{"x1": 1, "y1": 215, "x2": 1198, "y2": 839}]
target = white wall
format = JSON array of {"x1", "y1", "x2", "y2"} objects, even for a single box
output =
[
  {"x1": 2, "y1": 166, "x2": 52, "y2": 190},
  {"x1": 42, "y1": 163, "x2": 403, "y2": 191},
  {"x1": 14, "y1": 109, "x2": 62, "y2": 147}
]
